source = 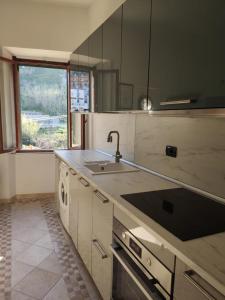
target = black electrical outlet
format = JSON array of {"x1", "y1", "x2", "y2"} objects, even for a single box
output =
[{"x1": 166, "y1": 145, "x2": 177, "y2": 158}]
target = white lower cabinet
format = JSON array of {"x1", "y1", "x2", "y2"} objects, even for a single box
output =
[
  {"x1": 68, "y1": 168, "x2": 79, "y2": 247},
  {"x1": 77, "y1": 176, "x2": 93, "y2": 274},
  {"x1": 174, "y1": 258, "x2": 225, "y2": 300},
  {"x1": 92, "y1": 239, "x2": 112, "y2": 300},
  {"x1": 91, "y1": 190, "x2": 113, "y2": 300},
  {"x1": 57, "y1": 160, "x2": 114, "y2": 299}
]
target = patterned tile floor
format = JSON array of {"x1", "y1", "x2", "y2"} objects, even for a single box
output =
[{"x1": 0, "y1": 198, "x2": 102, "y2": 300}]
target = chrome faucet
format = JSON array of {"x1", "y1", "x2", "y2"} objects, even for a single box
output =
[{"x1": 107, "y1": 131, "x2": 122, "y2": 163}]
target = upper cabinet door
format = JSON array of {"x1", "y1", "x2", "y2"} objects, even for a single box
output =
[
  {"x1": 89, "y1": 26, "x2": 103, "y2": 112},
  {"x1": 120, "y1": 0, "x2": 151, "y2": 110},
  {"x1": 102, "y1": 7, "x2": 122, "y2": 111},
  {"x1": 149, "y1": 0, "x2": 225, "y2": 110}
]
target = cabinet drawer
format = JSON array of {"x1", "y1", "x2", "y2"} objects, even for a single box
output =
[
  {"x1": 174, "y1": 258, "x2": 225, "y2": 300},
  {"x1": 92, "y1": 238, "x2": 112, "y2": 300},
  {"x1": 92, "y1": 190, "x2": 113, "y2": 253}
]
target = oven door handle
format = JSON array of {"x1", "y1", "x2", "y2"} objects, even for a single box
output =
[{"x1": 111, "y1": 244, "x2": 163, "y2": 300}]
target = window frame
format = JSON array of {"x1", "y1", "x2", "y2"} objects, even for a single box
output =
[
  {"x1": 0, "y1": 56, "x2": 16, "y2": 153},
  {"x1": 13, "y1": 57, "x2": 86, "y2": 152}
]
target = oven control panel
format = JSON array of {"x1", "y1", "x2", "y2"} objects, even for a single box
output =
[{"x1": 113, "y1": 217, "x2": 173, "y2": 295}]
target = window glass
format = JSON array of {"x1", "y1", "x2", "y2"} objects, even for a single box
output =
[
  {"x1": 70, "y1": 70, "x2": 90, "y2": 112},
  {"x1": 19, "y1": 66, "x2": 67, "y2": 150}
]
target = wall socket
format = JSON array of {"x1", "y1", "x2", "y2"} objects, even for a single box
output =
[{"x1": 166, "y1": 145, "x2": 177, "y2": 158}]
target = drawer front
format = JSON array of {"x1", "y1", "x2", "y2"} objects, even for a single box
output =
[
  {"x1": 114, "y1": 206, "x2": 175, "y2": 272},
  {"x1": 92, "y1": 239, "x2": 112, "y2": 300},
  {"x1": 92, "y1": 190, "x2": 113, "y2": 254},
  {"x1": 174, "y1": 258, "x2": 225, "y2": 300}
]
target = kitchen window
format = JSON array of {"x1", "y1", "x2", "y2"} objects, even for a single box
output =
[{"x1": 13, "y1": 59, "x2": 87, "y2": 151}]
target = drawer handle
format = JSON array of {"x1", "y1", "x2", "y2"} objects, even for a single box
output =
[
  {"x1": 184, "y1": 270, "x2": 216, "y2": 300},
  {"x1": 69, "y1": 168, "x2": 77, "y2": 176},
  {"x1": 79, "y1": 177, "x2": 89, "y2": 187},
  {"x1": 95, "y1": 190, "x2": 109, "y2": 204},
  {"x1": 93, "y1": 239, "x2": 107, "y2": 259}
]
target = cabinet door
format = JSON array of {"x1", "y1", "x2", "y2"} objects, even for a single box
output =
[
  {"x1": 55, "y1": 157, "x2": 60, "y2": 213},
  {"x1": 89, "y1": 26, "x2": 103, "y2": 112},
  {"x1": 174, "y1": 258, "x2": 225, "y2": 300},
  {"x1": 68, "y1": 169, "x2": 79, "y2": 248},
  {"x1": 77, "y1": 177, "x2": 93, "y2": 273},
  {"x1": 92, "y1": 190, "x2": 113, "y2": 252},
  {"x1": 120, "y1": 0, "x2": 151, "y2": 110},
  {"x1": 149, "y1": 0, "x2": 225, "y2": 110},
  {"x1": 102, "y1": 6, "x2": 122, "y2": 111},
  {"x1": 92, "y1": 190, "x2": 113, "y2": 300},
  {"x1": 92, "y1": 240, "x2": 112, "y2": 300}
]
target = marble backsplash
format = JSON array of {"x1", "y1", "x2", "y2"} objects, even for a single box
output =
[
  {"x1": 90, "y1": 113, "x2": 136, "y2": 162},
  {"x1": 90, "y1": 113, "x2": 225, "y2": 199},
  {"x1": 135, "y1": 115, "x2": 225, "y2": 199}
]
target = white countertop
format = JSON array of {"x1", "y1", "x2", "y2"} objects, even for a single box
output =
[{"x1": 55, "y1": 149, "x2": 225, "y2": 296}]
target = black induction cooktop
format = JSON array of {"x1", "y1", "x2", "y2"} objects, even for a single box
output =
[{"x1": 121, "y1": 188, "x2": 225, "y2": 241}]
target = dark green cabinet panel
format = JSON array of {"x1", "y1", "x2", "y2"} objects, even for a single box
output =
[
  {"x1": 120, "y1": 0, "x2": 151, "y2": 110},
  {"x1": 102, "y1": 7, "x2": 122, "y2": 111},
  {"x1": 149, "y1": 0, "x2": 225, "y2": 110}
]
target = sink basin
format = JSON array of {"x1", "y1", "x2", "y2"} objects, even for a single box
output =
[
  {"x1": 84, "y1": 160, "x2": 111, "y2": 165},
  {"x1": 84, "y1": 162, "x2": 139, "y2": 175}
]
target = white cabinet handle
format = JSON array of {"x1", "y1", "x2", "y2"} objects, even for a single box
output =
[
  {"x1": 93, "y1": 239, "x2": 107, "y2": 259},
  {"x1": 184, "y1": 270, "x2": 216, "y2": 300},
  {"x1": 79, "y1": 177, "x2": 89, "y2": 187},
  {"x1": 69, "y1": 168, "x2": 77, "y2": 176},
  {"x1": 94, "y1": 190, "x2": 109, "y2": 204}
]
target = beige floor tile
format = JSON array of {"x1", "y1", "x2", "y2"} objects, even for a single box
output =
[
  {"x1": 12, "y1": 239, "x2": 32, "y2": 259},
  {"x1": 13, "y1": 227, "x2": 49, "y2": 244},
  {"x1": 16, "y1": 245, "x2": 52, "y2": 267},
  {"x1": 38, "y1": 252, "x2": 62, "y2": 275},
  {"x1": 35, "y1": 233, "x2": 54, "y2": 250},
  {"x1": 11, "y1": 260, "x2": 34, "y2": 287},
  {"x1": 14, "y1": 268, "x2": 60, "y2": 300},
  {"x1": 43, "y1": 278, "x2": 70, "y2": 300},
  {"x1": 11, "y1": 290, "x2": 36, "y2": 300},
  {"x1": 36, "y1": 220, "x2": 49, "y2": 231}
]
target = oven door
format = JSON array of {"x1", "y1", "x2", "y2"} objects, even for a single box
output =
[{"x1": 111, "y1": 242, "x2": 168, "y2": 300}]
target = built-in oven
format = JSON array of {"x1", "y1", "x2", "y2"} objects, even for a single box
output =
[{"x1": 111, "y1": 218, "x2": 174, "y2": 300}]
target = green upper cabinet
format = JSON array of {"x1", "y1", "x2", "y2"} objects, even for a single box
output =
[
  {"x1": 101, "y1": 6, "x2": 122, "y2": 112},
  {"x1": 70, "y1": 0, "x2": 225, "y2": 112},
  {"x1": 120, "y1": 0, "x2": 151, "y2": 110},
  {"x1": 88, "y1": 26, "x2": 103, "y2": 112},
  {"x1": 149, "y1": 0, "x2": 225, "y2": 110}
]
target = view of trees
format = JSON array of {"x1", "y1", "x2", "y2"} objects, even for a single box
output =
[{"x1": 19, "y1": 66, "x2": 68, "y2": 150}]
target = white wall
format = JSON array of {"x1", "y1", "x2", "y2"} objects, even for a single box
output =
[
  {"x1": 88, "y1": 0, "x2": 126, "y2": 34},
  {"x1": 15, "y1": 153, "x2": 55, "y2": 195},
  {"x1": 0, "y1": 152, "x2": 16, "y2": 199},
  {"x1": 0, "y1": 0, "x2": 89, "y2": 52}
]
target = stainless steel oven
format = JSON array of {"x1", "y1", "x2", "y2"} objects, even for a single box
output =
[{"x1": 111, "y1": 218, "x2": 174, "y2": 300}]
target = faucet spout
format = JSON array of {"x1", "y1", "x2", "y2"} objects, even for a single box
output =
[{"x1": 107, "y1": 131, "x2": 122, "y2": 163}]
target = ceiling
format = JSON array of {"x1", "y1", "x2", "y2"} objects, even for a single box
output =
[
  {"x1": 5, "y1": 47, "x2": 71, "y2": 62},
  {"x1": 27, "y1": 0, "x2": 94, "y2": 7}
]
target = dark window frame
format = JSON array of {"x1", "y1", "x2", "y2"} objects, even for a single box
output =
[{"x1": 13, "y1": 57, "x2": 86, "y2": 152}]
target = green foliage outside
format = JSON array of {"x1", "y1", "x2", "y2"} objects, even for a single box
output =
[
  {"x1": 21, "y1": 116, "x2": 67, "y2": 150},
  {"x1": 19, "y1": 66, "x2": 68, "y2": 150}
]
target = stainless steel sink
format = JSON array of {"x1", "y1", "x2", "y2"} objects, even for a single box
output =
[
  {"x1": 84, "y1": 160, "x2": 111, "y2": 165},
  {"x1": 84, "y1": 162, "x2": 139, "y2": 175}
]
